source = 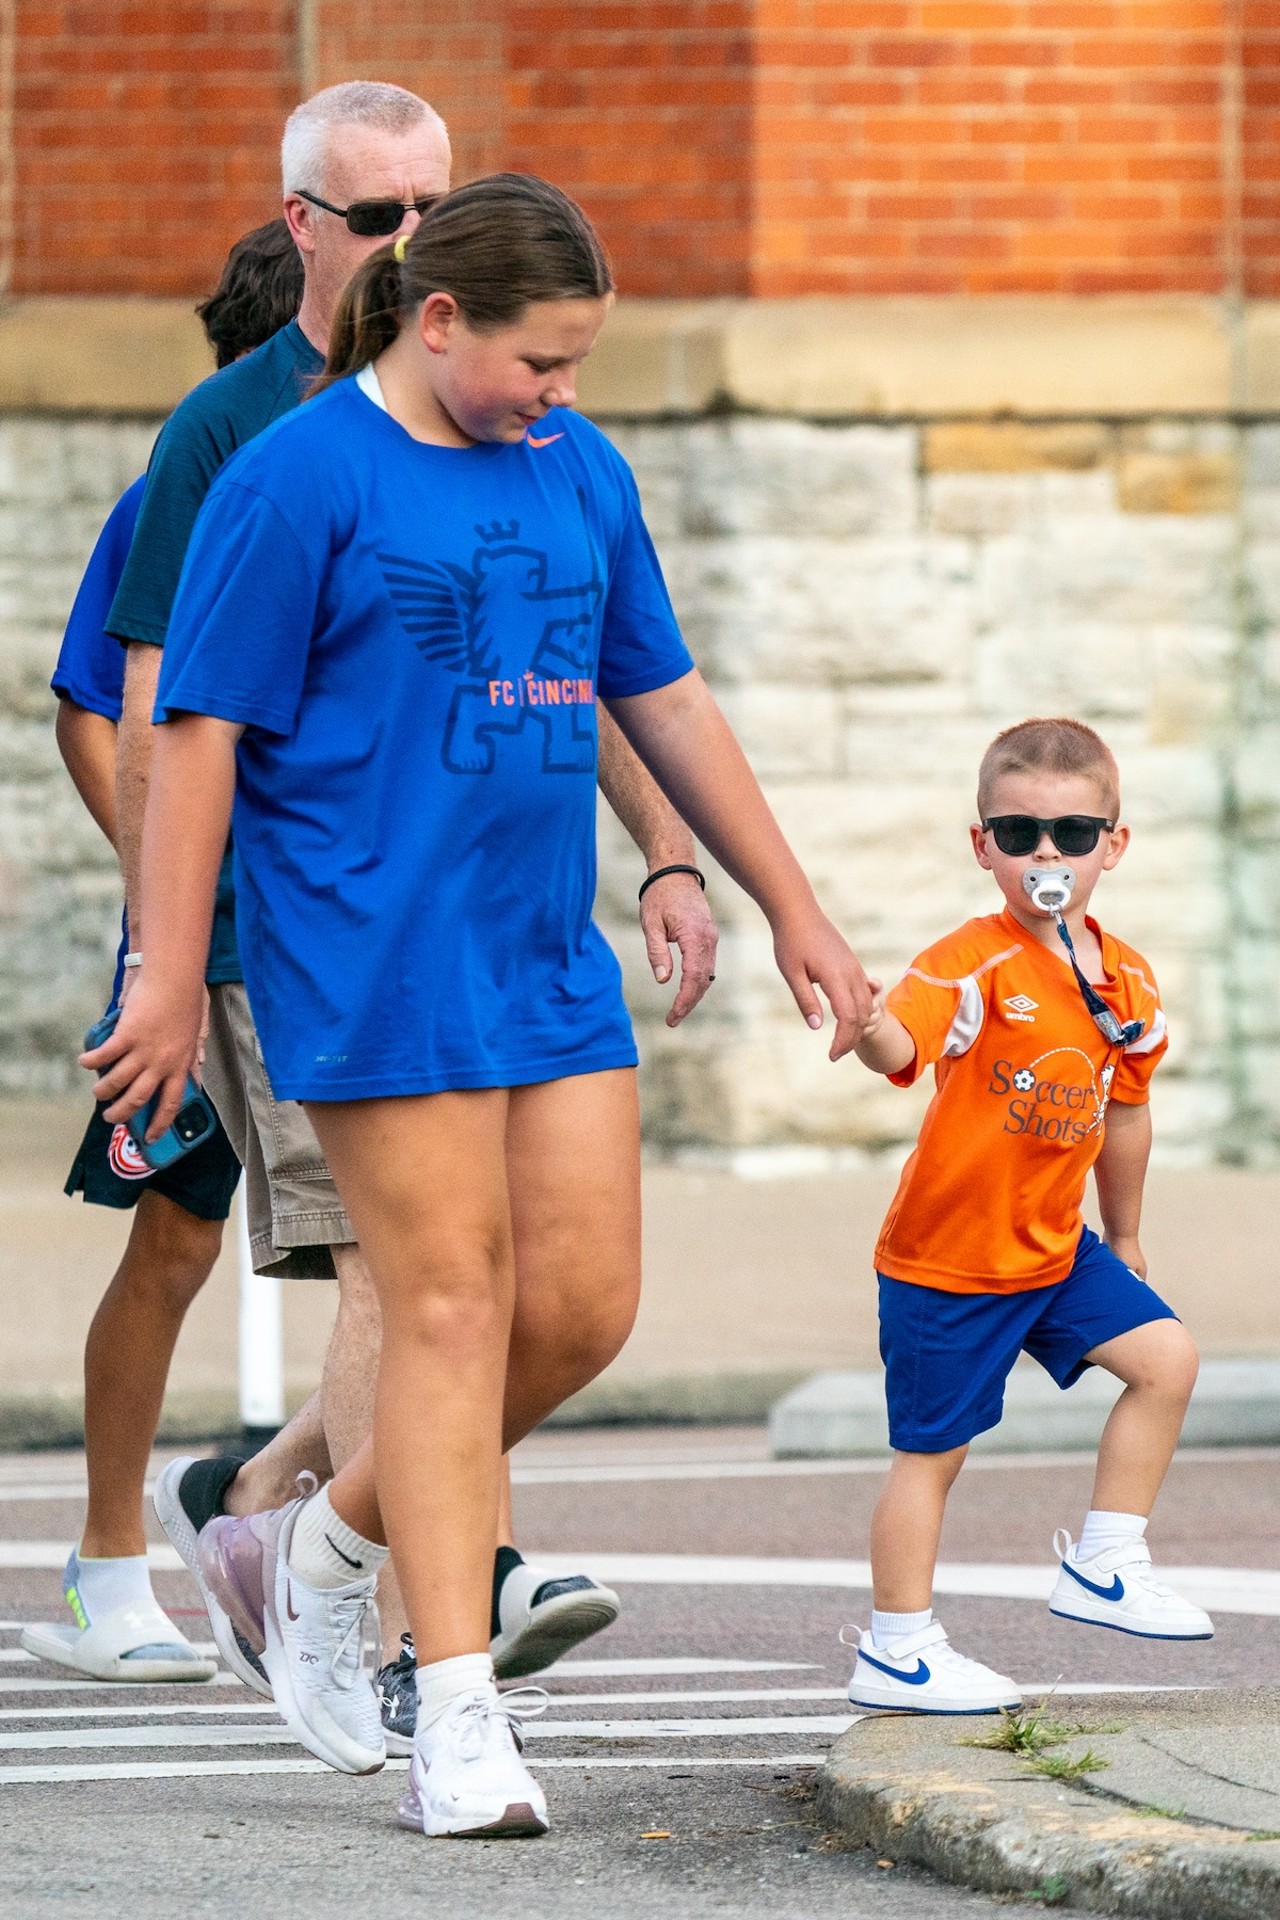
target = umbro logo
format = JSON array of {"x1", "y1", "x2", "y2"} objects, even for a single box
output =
[{"x1": 1004, "y1": 993, "x2": 1038, "y2": 1022}]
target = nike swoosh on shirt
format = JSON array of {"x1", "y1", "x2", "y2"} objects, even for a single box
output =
[
  {"x1": 856, "y1": 1649, "x2": 932, "y2": 1686},
  {"x1": 526, "y1": 431, "x2": 565, "y2": 448},
  {"x1": 1062, "y1": 1562, "x2": 1125, "y2": 1602}
]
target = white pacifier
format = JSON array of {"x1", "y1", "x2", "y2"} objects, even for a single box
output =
[{"x1": 1024, "y1": 866, "x2": 1075, "y2": 915}]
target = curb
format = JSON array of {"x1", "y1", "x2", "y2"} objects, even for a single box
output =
[
  {"x1": 771, "y1": 1360, "x2": 1280, "y2": 1457},
  {"x1": 815, "y1": 1708, "x2": 1280, "y2": 1920},
  {"x1": 546, "y1": 1368, "x2": 810, "y2": 1428},
  {"x1": 0, "y1": 1370, "x2": 811, "y2": 1450}
]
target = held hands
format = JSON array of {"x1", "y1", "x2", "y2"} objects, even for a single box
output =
[
  {"x1": 79, "y1": 971, "x2": 205, "y2": 1140},
  {"x1": 772, "y1": 908, "x2": 876, "y2": 1061},
  {"x1": 640, "y1": 870, "x2": 720, "y2": 1028},
  {"x1": 861, "y1": 980, "x2": 888, "y2": 1039}
]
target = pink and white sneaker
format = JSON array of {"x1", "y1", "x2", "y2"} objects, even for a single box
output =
[
  {"x1": 398, "y1": 1686, "x2": 549, "y2": 1838},
  {"x1": 197, "y1": 1494, "x2": 384, "y2": 1775}
]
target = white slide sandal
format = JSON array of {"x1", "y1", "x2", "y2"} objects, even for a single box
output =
[{"x1": 21, "y1": 1599, "x2": 219, "y2": 1684}]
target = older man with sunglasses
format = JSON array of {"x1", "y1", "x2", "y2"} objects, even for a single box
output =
[{"x1": 104, "y1": 81, "x2": 718, "y2": 1749}]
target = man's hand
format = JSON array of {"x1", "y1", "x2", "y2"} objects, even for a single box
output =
[{"x1": 641, "y1": 871, "x2": 719, "y2": 1027}]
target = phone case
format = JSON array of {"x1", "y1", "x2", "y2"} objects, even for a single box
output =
[{"x1": 83, "y1": 1005, "x2": 218, "y2": 1171}]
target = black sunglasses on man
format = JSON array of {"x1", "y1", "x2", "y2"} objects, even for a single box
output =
[{"x1": 294, "y1": 189, "x2": 440, "y2": 237}]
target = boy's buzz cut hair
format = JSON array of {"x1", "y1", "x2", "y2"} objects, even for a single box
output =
[{"x1": 977, "y1": 717, "x2": 1121, "y2": 820}]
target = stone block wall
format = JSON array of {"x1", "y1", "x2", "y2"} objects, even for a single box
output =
[
  {"x1": 599, "y1": 413, "x2": 1280, "y2": 1165},
  {"x1": 0, "y1": 419, "x2": 155, "y2": 1092},
  {"x1": 4, "y1": 407, "x2": 1279, "y2": 1165}
]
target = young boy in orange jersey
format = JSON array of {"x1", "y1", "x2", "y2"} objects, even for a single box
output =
[{"x1": 847, "y1": 717, "x2": 1210, "y2": 1716}]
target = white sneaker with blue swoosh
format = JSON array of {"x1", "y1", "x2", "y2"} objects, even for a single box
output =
[
  {"x1": 846, "y1": 1620, "x2": 1021, "y2": 1714},
  {"x1": 1049, "y1": 1530, "x2": 1214, "y2": 1639}
]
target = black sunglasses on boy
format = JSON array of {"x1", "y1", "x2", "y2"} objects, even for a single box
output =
[
  {"x1": 983, "y1": 814, "x2": 1113, "y2": 858},
  {"x1": 294, "y1": 189, "x2": 440, "y2": 237}
]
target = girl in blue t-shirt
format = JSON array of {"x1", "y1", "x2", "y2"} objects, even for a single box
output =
[{"x1": 87, "y1": 174, "x2": 874, "y2": 1838}]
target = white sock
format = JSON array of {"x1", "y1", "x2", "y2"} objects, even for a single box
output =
[
  {"x1": 871, "y1": 1607, "x2": 932, "y2": 1648},
  {"x1": 1076, "y1": 1510, "x2": 1147, "y2": 1561},
  {"x1": 416, "y1": 1652, "x2": 495, "y2": 1729},
  {"x1": 65, "y1": 1547, "x2": 153, "y2": 1630},
  {"x1": 286, "y1": 1485, "x2": 389, "y2": 1591}
]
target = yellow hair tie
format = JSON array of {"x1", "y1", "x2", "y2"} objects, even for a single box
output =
[{"x1": 393, "y1": 233, "x2": 411, "y2": 264}]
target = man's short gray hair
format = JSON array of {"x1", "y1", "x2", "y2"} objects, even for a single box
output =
[{"x1": 282, "y1": 82, "x2": 448, "y2": 196}]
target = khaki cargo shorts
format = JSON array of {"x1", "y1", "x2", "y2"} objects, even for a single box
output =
[{"x1": 201, "y1": 981, "x2": 355, "y2": 1278}]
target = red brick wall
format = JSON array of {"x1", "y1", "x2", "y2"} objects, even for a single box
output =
[
  {"x1": 13, "y1": 1, "x2": 297, "y2": 297},
  {"x1": 753, "y1": 1, "x2": 1233, "y2": 296},
  {"x1": 5, "y1": 0, "x2": 1278, "y2": 300},
  {"x1": 1245, "y1": 0, "x2": 1280, "y2": 296},
  {"x1": 503, "y1": 1, "x2": 755, "y2": 297}
]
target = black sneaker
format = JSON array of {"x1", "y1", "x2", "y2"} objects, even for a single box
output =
[
  {"x1": 377, "y1": 1632, "x2": 418, "y2": 1756},
  {"x1": 491, "y1": 1559, "x2": 620, "y2": 1679}
]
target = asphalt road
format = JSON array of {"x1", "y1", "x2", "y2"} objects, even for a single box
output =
[{"x1": 0, "y1": 1428, "x2": 1276, "y2": 1918}]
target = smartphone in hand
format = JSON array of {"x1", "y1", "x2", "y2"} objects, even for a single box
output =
[{"x1": 83, "y1": 1007, "x2": 219, "y2": 1170}]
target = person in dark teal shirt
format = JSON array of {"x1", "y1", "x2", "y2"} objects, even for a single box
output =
[{"x1": 109, "y1": 317, "x2": 324, "y2": 984}]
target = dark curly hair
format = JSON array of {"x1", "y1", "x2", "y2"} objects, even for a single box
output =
[{"x1": 196, "y1": 220, "x2": 304, "y2": 368}]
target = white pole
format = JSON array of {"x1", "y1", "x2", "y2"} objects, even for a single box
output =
[{"x1": 237, "y1": 1182, "x2": 284, "y2": 1430}]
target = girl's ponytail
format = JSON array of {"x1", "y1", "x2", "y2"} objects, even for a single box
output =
[
  {"x1": 312, "y1": 174, "x2": 612, "y2": 394},
  {"x1": 315, "y1": 245, "x2": 404, "y2": 390}
]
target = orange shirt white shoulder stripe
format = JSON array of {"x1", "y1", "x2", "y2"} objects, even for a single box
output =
[{"x1": 874, "y1": 908, "x2": 1167, "y2": 1296}]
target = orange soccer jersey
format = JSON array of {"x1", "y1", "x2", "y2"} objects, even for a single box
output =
[{"x1": 874, "y1": 908, "x2": 1167, "y2": 1295}]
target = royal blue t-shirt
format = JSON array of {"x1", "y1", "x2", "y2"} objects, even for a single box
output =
[
  {"x1": 52, "y1": 477, "x2": 144, "y2": 721},
  {"x1": 156, "y1": 381, "x2": 695, "y2": 1101},
  {"x1": 51, "y1": 477, "x2": 145, "y2": 1008}
]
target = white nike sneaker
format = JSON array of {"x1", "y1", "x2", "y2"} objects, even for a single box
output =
[
  {"x1": 397, "y1": 1685, "x2": 549, "y2": 1838},
  {"x1": 198, "y1": 1495, "x2": 385, "y2": 1774},
  {"x1": 491, "y1": 1562, "x2": 620, "y2": 1678},
  {"x1": 1049, "y1": 1529, "x2": 1214, "y2": 1640},
  {"x1": 845, "y1": 1620, "x2": 1022, "y2": 1715}
]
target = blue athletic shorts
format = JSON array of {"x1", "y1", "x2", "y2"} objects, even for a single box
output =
[{"x1": 878, "y1": 1225, "x2": 1178, "y2": 1454}]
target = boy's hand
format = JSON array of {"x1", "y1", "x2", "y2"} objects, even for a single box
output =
[
  {"x1": 861, "y1": 980, "x2": 887, "y2": 1039},
  {"x1": 1107, "y1": 1235, "x2": 1147, "y2": 1280},
  {"x1": 80, "y1": 973, "x2": 204, "y2": 1139}
]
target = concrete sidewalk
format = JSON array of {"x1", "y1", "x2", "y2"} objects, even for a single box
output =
[
  {"x1": 3, "y1": 1098, "x2": 1280, "y2": 1442},
  {"x1": 818, "y1": 1689, "x2": 1280, "y2": 1919}
]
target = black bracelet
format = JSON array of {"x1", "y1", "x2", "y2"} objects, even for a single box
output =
[{"x1": 639, "y1": 863, "x2": 706, "y2": 902}]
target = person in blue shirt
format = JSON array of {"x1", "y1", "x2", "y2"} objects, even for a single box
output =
[
  {"x1": 113, "y1": 85, "x2": 717, "y2": 1730},
  {"x1": 90, "y1": 174, "x2": 875, "y2": 1836},
  {"x1": 23, "y1": 223, "x2": 303, "y2": 1686}
]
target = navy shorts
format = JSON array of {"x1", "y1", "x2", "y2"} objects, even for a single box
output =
[
  {"x1": 64, "y1": 1101, "x2": 241, "y2": 1223},
  {"x1": 878, "y1": 1226, "x2": 1179, "y2": 1454}
]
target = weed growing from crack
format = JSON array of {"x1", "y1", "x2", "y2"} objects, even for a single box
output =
[
  {"x1": 1021, "y1": 1876, "x2": 1070, "y2": 1907},
  {"x1": 962, "y1": 1704, "x2": 1123, "y2": 1758},
  {"x1": 1029, "y1": 1749, "x2": 1110, "y2": 1782},
  {"x1": 961, "y1": 1704, "x2": 1070, "y2": 1755},
  {"x1": 1133, "y1": 1803, "x2": 1187, "y2": 1821}
]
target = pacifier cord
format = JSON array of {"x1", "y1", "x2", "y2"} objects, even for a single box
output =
[
  {"x1": 1050, "y1": 906, "x2": 1145, "y2": 1050},
  {"x1": 1021, "y1": 867, "x2": 1143, "y2": 1049}
]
